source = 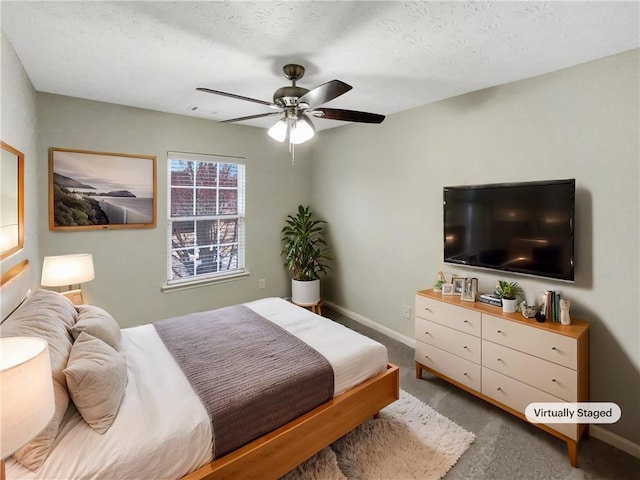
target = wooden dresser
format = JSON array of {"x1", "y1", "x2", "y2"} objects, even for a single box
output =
[{"x1": 414, "y1": 289, "x2": 589, "y2": 467}]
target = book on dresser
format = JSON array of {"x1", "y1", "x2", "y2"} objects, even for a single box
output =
[{"x1": 414, "y1": 288, "x2": 589, "y2": 468}]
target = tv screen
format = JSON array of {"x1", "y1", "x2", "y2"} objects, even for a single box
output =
[{"x1": 443, "y1": 179, "x2": 575, "y2": 281}]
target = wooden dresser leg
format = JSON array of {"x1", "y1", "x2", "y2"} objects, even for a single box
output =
[
  {"x1": 415, "y1": 363, "x2": 422, "y2": 379},
  {"x1": 567, "y1": 440, "x2": 578, "y2": 467}
]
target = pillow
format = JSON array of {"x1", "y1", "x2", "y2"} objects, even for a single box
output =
[
  {"x1": 64, "y1": 332, "x2": 127, "y2": 434},
  {"x1": 0, "y1": 289, "x2": 77, "y2": 470},
  {"x1": 72, "y1": 305, "x2": 121, "y2": 351}
]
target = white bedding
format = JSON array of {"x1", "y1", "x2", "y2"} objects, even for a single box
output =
[{"x1": 7, "y1": 297, "x2": 388, "y2": 480}]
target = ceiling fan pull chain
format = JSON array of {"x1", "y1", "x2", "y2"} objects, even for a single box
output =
[{"x1": 289, "y1": 141, "x2": 295, "y2": 166}]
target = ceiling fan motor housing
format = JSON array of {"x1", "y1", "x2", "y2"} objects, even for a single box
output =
[{"x1": 273, "y1": 85, "x2": 309, "y2": 108}]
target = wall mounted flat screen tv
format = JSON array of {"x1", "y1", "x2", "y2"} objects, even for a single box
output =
[{"x1": 443, "y1": 179, "x2": 575, "y2": 281}]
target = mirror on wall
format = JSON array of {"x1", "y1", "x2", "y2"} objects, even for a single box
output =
[{"x1": 1, "y1": 141, "x2": 24, "y2": 259}]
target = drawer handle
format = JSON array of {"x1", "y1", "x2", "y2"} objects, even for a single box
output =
[
  {"x1": 496, "y1": 387, "x2": 502, "y2": 391},
  {"x1": 425, "y1": 331, "x2": 430, "y2": 335},
  {"x1": 424, "y1": 355, "x2": 429, "y2": 359},
  {"x1": 463, "y1": 319, "x2": 469, "y2": 323},
  {"x1": 497, "y1": 330, "x2": 502, "y2": 334},
  {"x1": 463, "y1": 346, "x2": 469, "y2": 350},
  {"x1": 463, "y1": 372, "x2": 468, "y2": 376},
  {"x1": 497, "y1": 358, "x2": 502, "y2": 362},
  {"x1": 425, "y1": 307, "x2": 433, "y2": 313},
  {"x1": 551, "y1": 378, "x2": 557, "y2": 383},
  {"x1": 551, "y1": 346, "x2": 557, "y2": 351}
]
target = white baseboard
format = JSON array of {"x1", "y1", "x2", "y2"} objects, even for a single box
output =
[
  {"x1": 324, "y1": 301, "x2": 415, "y2": 348},
  {"x1": 324, "y1": 301, "x2": 640, "y2": 460},
  {"x1": 591, "y1": 425, "x2": 640, "y2": 459}
]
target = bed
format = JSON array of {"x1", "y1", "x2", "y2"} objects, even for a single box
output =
[{"x1": 1, "y1": 262, "x2": 399, "y2": 480}]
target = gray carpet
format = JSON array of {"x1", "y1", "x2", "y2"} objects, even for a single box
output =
[{"x1": 323, "y1": 307, "x2": 640, "y2": 480}]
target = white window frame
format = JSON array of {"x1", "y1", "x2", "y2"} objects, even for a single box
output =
[{"x1": 164, "y1": 151, "x2": 246, "y2": 291}]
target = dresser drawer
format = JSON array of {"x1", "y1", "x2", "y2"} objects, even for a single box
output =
[
  {"x1": 482, "y1": 340, "x2": 577, "y2": 401},
  {"x1": 482, "y1": 314, "x2": 577, "y2": 369},
  {"x1": 415, "y1": 317, "x2": 481, "y2": 364},
  {"x1": 415, "y1": 295, "x2": 481, "y2": 336},
  {"x1": 415, "y1": 341, "x2": 481, "y2": 391},
  {"x1": 481, "y1": 368, "x2": 579, "y2": 440}
]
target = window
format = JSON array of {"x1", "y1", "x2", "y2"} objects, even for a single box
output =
[{"x1": 167, "y1": 152, "x2": 245, "y2": 285}]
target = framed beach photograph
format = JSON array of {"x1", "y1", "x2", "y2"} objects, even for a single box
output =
[
  {"x1": 49, "y1": 148, "x2": 157, "y2": 230},
  {"x1": 442, "y1": 283, "x2": 454, "y2": 295},
  {"x1": 451, "y1": 276, "x2": 465, "y2": 295}
]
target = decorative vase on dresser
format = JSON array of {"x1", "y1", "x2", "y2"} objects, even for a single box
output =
[{"x1": 414, "y1": 289, "x2": 590, "y2": 467}]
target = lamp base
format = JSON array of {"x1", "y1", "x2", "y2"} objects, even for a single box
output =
[{"x1": 61, "y1": 288, "x2": 84, "y2": 305}]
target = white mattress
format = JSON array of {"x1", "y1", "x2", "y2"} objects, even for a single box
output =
[{"x1": 7, "y1": 297, "x2": 388, "y2": 480}]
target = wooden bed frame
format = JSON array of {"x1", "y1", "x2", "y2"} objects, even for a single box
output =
[
  {"x1": 0, "y1": 260, "x2": 31, "y2": 321},
  {"x1": 182, "y1": 363, "x2": 400, "y2": 480}
]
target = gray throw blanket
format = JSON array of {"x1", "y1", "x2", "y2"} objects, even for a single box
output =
[{"x1": 153, "y1": 304, "x2": 334, "y2": 458}]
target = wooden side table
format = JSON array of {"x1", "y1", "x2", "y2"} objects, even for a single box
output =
[{"x1": 292, "y1": 298, "x2": 324, "y2": 316}]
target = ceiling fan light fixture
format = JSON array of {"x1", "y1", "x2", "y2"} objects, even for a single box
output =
[
  {"x1": 267, "y1": 118, "x2": 288, "y2": 142},
  {"x1": 290, "y1": 115, "x2": 315, "y2": 145}
]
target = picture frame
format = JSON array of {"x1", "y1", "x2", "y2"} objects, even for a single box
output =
[
  {"x1": 1, "y1": 141, "x2": 24, "y2": 259},
  {"x1": 461, "y1": 277, "x2": 478, "y2": 302},
  {"x1": 451, "y1": 276, "x2": 465, "y2": 295},
  {"x1": 442, "y1": 283, "x2": 454, "y2": 295},
  {"x1": 49, "y1": 148, "x2": 157, "y2": 231}
]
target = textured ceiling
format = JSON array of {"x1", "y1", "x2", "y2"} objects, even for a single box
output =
[{"x1": 2, "y1": 1, "x2": 638, "y2": 131}]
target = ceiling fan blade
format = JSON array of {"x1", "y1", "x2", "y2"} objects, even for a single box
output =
[
  {"x1": 297, "y1": 80, "x2": 352, "y2": 109},
  {"x1": 196, "y1": 87, "x2": 274, "y2": 107},
  {"x1": 220, "y1": 112, "x2": 282, "y2": 123},
  {"x1": 310, "y1": 108, "x2": 385, "y2": 124}
]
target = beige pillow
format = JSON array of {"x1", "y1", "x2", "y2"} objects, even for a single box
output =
[
  {"x1": 64, "y1": 332, "x2": 127, "y2": 434},
  {"x1": 72, "y1": 305, "x2": 121, "y2": 351},
  {"x1": 1, "y1": 289, "x2": 77, "y2": 470}
]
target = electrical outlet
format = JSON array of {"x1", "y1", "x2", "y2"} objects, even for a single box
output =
[
  {"x1": 258, "y1": 278, "x2": 266, "y2": 289},
  {"x1": 402, "y1": 305, "x2": 411, "y2": 319}
]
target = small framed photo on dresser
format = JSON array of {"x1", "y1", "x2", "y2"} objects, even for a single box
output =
[
  {"x1": 461, "y1": 278, "x2": 478, "y2": 302},
  {"x1": 451, "y1": 277, "x2": 465, "y2": 295},
  {"x1": 442, "y1": 283, "x2": 454, "y2": 295}
]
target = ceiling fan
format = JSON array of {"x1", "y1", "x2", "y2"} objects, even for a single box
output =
[{"x1": 196, "y1": 64, "x2": 385, "y2": 149}]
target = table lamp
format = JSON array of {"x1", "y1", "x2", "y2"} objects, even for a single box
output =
[
  {"x1": 0, "y1": 337, "x2": 55, "y2": 480},
  {"x1": 41, "y1": 253, "x2": 95, "y2": 304}
]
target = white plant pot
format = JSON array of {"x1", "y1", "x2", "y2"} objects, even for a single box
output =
[
  {"x1": 291, "y1": 279, "x2": 320, "y2": 305},
  {"x1": 502, "y1": 298, "x2": 518, "y2": 314}
]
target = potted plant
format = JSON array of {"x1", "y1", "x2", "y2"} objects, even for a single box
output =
[
  {"x1": 433, "y1": 271, "x2": 446, "y2": 292},
  {"x1": 495, "y1": 280, "x2": 522, "y2": 313},
  {"x1": 281, "y1": 205, "x2": 331, "y2": 305}
]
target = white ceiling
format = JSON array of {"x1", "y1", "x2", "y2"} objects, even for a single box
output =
[{"x1": 2, "y1": 1, "x2": 638, "y2": 131}]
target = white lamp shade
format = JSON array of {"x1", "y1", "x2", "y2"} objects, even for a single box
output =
[
  {"x1": 267, "y1": 118, "x2": 288, "y2": 142},
  {"x1": 290, "y1": 115, "x2": 315, "y2": 144},
  {"x1": 41, "y1": 253, "x2": 95, "y2": 287},
  {"x1": 0, "y1": 337, "x2": 55, "y2": 458}
]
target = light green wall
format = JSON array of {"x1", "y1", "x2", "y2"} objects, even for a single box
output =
[
  {"x1": 310, "y1": 49, "x2": 640, "y2": 445},
  {"x1": 0, "y1": 33, "x2": 39, "y2": 286},
  {"x1": 35, "y1": 94, "x2": 311, "y2": 326}
]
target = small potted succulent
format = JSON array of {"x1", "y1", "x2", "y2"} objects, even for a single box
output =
[
  {"x1": 433, "y1": 271, "x2": 447, "y2": 292},
  {"x1": 495, "y1": 280, "x2": 522, "y2": 313}
]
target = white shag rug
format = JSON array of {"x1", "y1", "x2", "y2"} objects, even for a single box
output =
[{"x1": 282, "y1": 390, "x2": 475, "y2": 480}]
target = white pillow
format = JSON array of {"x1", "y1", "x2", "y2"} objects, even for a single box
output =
[
  {"x1": 64, "y1": 332, "x2": 127, "y2": 434},
  {"x1": 72, "y1": 304, "x2": 121, "y2": 351}
]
